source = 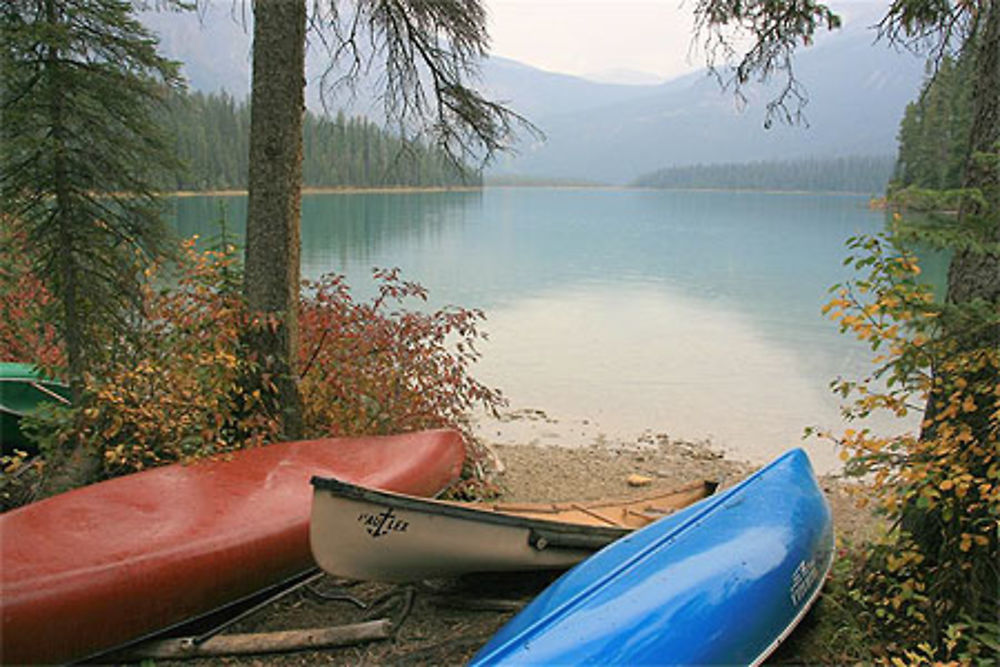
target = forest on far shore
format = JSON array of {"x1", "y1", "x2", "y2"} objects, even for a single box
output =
[
  {"x1": 631, "y1": 155, "x2": 896, "y2": 193},
  {"x1": 162, "y1": 90, "x2": 479, "y2": 192}
]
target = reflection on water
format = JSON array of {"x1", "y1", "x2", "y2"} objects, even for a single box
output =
[
  {"x1": 300, "y1": 191, "x2": 481, "y2": 274},
  {"x1": 168, "y1": 190, "x2": 481, "y2": 279},
  {"x1": 167, "y1": 188, "x2": 942, "y2": 471},
  {"x1": 477, "y1": 283, "x2": 888, "y2": 473}
]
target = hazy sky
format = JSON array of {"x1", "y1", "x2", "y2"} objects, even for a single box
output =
[
  {"x1": 485, "y1": 1, "x2": 887, "y2": 82},
  {"x1": 486, "y1": 1, "x2": 696, "y2": 81}
]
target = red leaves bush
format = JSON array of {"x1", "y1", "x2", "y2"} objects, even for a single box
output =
[
  {"x1": 299, "y1": 267, "x2": 505, "y2": 443},
  {"x1": 3, "y1": 233, "x2": 502, "y2": 485},
  {"x1": 0, "y1": 221, "x2": 64, "y2": 370}
]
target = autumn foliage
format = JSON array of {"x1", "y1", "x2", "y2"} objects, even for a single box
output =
[
  {"x1": 822, "y1": 229, "x2": 999, "y2": 663},
  {"x1": 0, "y1": 222, "x2": 65, "y2": 370},
  {"x1": 18, "y1": 240, "x2": 279, "y2": 478},
  {"x1": 298, "y1": 268, "x2": 504, "y2": 441},
  {"x1": 2, "y1": 236, "x2": 502, "y2": 496}
]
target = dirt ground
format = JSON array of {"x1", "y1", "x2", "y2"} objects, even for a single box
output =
[{"x1": 129, "y1": 435, "x2": 879, "y2": 667}]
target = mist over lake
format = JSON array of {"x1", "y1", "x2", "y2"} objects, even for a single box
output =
[{"x1": 170, "y1": 188, "x2": 944, "y2": 471}]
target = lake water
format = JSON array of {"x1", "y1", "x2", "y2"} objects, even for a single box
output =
[{"x1": 170, "y1": 188, "x2": 942, "y2": 472}]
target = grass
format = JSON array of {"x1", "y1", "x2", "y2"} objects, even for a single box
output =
[{"x1": 770, "y1": 544, "x2": 876, "y2": 665}]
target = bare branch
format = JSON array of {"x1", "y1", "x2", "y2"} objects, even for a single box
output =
[
  {"x1": 308, "y1": 0, "x2": 539, "y2": 168},
  {"x1": 691, "y1": 0, "x2": 842, "y2": 127},
  {"x1": 877, "y1": 0, "x2": 980, "y2": 64}
]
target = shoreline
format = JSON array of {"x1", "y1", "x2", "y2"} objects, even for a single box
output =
[
  {"x1": 167, "y1": 184, "x2": 883, "y2": 198},
  {"x1": 170, "y1": 185, "x2": 484, "y2": 198}
]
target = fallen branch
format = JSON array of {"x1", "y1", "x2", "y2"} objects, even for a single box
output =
[
  {"x1": 116, "y1": 619, "x2": 392, "y2": 660},
  {"x1": 429, "y1": 595, "x2": 526, "y2": 612}
]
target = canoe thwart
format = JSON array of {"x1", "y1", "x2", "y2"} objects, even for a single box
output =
[
  {"x1": 28, "y1": 380, "x2": 71, "y2": 405},
  {"x1": 527, "y1": 527, "x2": 624, "y2": 552},
  {"x1": 567, "y1": 503, "x2": 626, "y2": 527}
]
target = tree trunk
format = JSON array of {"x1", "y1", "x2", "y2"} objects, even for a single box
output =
[
  {"x1": 908, "y1": 1, "x2": 999, "y2": 598},
  {"x1": 40, "y1": 0, "x2": 101, "y2": 497},
  {"x1": 244, "y1": 0, "x2": 306, "y2": 440},
  {"x1": 43, "y1": 0, "x2": 82, "y2": 401},
  {"x1": 920, "y1": 2, "x2": 1000, "y2": 441}
]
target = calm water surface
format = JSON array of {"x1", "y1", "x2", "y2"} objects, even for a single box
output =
[{"x1": 170, "y1": 188, "x2": 941, "y2": 471}]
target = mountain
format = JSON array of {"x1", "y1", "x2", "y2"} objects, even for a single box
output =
[
  {"x1": 483, "y1": 8, "x2": 926, "y2": 183},
  {"x1": 141, "y1": 6, "x2": 253, "y2": 101},
  {"x1": 476, "y1": 58, "x2": 665, "y2": 122},
  {"x1": 581, "y1": 69, "x2": 667, "y2": 86},
  {"x1": 140, "y1": 3, "x2": 925, "y2": 185}
]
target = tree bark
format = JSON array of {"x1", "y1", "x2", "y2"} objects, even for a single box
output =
[
  {"x1": 909, "y1": 2, "x2": 999, "y2": 581},
  {"x1": 40, "y1": 0, "x2": 101, "y2": 497},
  {"x1": 244, "y1": 0, "x2": 307, "y2": 439},
  {"x1": 921, "y1": 2, "x2": 1000, "y2": 441}
]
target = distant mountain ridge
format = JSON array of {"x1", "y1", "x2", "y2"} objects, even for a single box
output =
[
  {"x1": 141, "y1": 3, "x2": 923, "y2": 185},
  {"x1": 581, "y1": 69, "x2": 667, "y2": 86},
  {"x1": 482, "y1": 7, "x2": 925, "y2": 184}
]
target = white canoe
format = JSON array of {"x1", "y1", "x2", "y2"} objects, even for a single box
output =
[{"x1": 309, "y1": 476, "x2": 716, "y2": 583}]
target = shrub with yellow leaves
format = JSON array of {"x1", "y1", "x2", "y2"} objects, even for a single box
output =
[
  {"x1": 821, "y1": 229, "x2": 998, "y2": 663},
  {"x1": 26, "y1": 238, "x2": 280, "y2": 479}
]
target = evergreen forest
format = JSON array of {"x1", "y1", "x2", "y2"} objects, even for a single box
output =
[
  {"x1": 631, "y1": 155, "x2": 895, "y2": 193},
  {"x1": 160, "y1": 91, "x2": 479, "y2": 191},
  {"x1": 892, "y1": 55, "x2": 974, "y2": 191}
]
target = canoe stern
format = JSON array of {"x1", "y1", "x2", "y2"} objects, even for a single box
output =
[{"x1": 471, "y1": 448, "x2": 834, "y2": 666}]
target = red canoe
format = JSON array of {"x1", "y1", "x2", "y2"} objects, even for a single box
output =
[{"x1": 0, "y1": 429, "x2": 465, "y2": 664}]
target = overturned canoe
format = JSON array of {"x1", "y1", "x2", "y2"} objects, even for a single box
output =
[
  {"x1": 0, "y1": 429, "x2": 465, "y2": 665},
  {"x1": 470, "y1": 448, "x2": 834, "y2": 666},
  {"x1": 309, "y1": 476, "x2": 716, "y2": 583},
  {"x1": 0, "y1": 361, "x2": 70, "y2": 455}
]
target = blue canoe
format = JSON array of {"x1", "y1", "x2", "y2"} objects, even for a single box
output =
[{"x1": 470, "y1": 448, "x2": 834, "y2": 666}]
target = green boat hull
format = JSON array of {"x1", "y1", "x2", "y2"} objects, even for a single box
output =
[{"x1": 0, "y1": 363, "x2": 70, "y2": 455}]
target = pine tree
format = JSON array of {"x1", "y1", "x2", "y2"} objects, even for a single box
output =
[
  {"x1": 894, "y1": 54, "x2": 976, "y2": 191},
  {"x1": 1, "y1": 0, "x2": 181, "y2": 490},
  {"x1": 161, "y1": 89, "x2": 480, "y2": 191},
  {"x1": 2, "y1": 0, "x2": 180, "y2": 390}
]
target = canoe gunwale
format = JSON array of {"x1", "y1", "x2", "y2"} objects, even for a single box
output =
[
  {"x1": 311, "y1": 475, "x2": 647, "y2": 544},
  {"x1": 0, "y1": 375, "x2": 71, "y2": 416}
]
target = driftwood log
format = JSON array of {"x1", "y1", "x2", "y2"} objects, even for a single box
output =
[
  {"x1": 429, "y1": 595, "x2": 526, "y2": 612},
  {"x1": 116, "y1": 619, "x2": 392, "y2": 660}
]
